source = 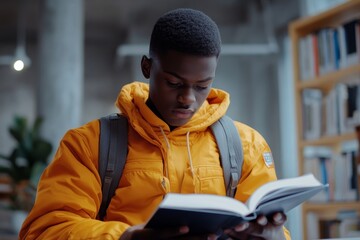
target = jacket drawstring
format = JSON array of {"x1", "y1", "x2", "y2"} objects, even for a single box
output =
[
  {"x1": 159, "y1": 128, "x2": 197, "y2": 192},
  {"x1": 186, "y1": 131, "x2": 197, "y2": 192},
  {"x1": 159, "y1": 127, "x2": 170, "y2": 179}
]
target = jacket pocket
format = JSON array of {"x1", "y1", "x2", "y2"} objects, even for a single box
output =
[
  {"x1": 120, "y1": 159, "x2": 168, "y2": 197},
  {"x1": 195, "y1": 165, "x2": 226, "y2": 195},
  {"x1": 105, "y1": 159, "x2": 169, "y2": 223}
]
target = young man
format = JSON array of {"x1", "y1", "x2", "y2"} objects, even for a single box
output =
[{"x1": 20, "y1": 8, "x2": 290, "y2": 240}]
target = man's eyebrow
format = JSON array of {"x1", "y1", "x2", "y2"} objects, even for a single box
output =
[{"x1": 163, "y1": 70, "x2": 214, "y2": 82}]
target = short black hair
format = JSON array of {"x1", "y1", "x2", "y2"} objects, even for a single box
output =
[{"x1": 149, "y1": 8, "x2": 221, "y2": 57}]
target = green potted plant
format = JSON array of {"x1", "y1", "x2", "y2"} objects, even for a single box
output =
[{"x1": 0, "y1": 115, "x2": 52, "y2": 211}]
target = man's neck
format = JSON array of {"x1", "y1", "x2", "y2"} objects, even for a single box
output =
[{"x1": 146, "y1": 98, "x2": 176, "y2": 131}]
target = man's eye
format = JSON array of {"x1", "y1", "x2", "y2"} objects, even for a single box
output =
[
  {"x1": 195, "y1": 85, "x2": 208, "y2": 91},
  {"x1": 167, "y1": 81, "x2": 182, "y2": 88}
]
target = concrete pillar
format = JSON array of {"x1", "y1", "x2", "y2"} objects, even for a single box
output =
[{"x1": 37, "y1": 0, "x2": 84, "y2": 162}]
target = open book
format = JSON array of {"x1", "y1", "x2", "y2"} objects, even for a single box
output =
[{"x1": 144, "y1": 174, "x2": 327, "y2": 234}]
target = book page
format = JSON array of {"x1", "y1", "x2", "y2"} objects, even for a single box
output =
[
  {"x1": 254, "y1": 186, "x2": 326, "y2": 216},
  {"x1": 160, "y1": 193, "x2": 251, "y2": 216},
  {"x1": 246, "y1": 174, "x2": 323, "y2": 212}
]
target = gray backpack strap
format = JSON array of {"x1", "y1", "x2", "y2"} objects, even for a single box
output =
[
  {"x1": 211, "y1": 115, "x2": 243, "y2": 198},
  {"x1": 98, "y1": 113, "x2": 128, "y2": 221}
]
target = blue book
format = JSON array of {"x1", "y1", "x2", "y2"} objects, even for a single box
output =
[{"x1": 333, "y1": 28, "x2": 340, "y2": 70}]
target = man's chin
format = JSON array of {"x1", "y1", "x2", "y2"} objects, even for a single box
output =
[{"x1": 166, "y1": 118, "x2": 190, "y2": 128}]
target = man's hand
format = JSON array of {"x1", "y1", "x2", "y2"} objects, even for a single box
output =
[
  {"x1": 221, "y1": 212, "x2": 287, "y2": 240},
  {"x1": 119, "y1": 212, "x2": 286, "y2": 240},
  {"x1": 119, "y1": 224, "x2": 219, "y2": 240}
]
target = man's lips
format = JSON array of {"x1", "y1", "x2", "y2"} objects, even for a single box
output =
[{"x1": 172, "y1": 109, "x2": 194, "y2": 119}]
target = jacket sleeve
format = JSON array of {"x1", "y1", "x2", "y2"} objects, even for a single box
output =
[
  {"x1": 234, "y1": 122, "x2": 291, "y2": 240},
  {"x1": 19, "y1": 121, "x2": 129, "y2": 240}
]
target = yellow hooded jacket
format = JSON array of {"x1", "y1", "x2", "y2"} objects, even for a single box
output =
[{"x1": 20, "y1": 82, "x2": 290, "y2": 239}]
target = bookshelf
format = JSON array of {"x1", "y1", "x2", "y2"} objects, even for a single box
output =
[{"x1": 289, "y1": 0, "x2": 360, "y2": 238}]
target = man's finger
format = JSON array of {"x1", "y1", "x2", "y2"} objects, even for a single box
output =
[
  {"x1": 270, "y1": 212, "x2": 287, "y2": 226},
  {"x1": 233, "y1": 222, "x2": 249, "y2": 232},
  {"x1": 257, "y1": 215, "x2": 268, "y2": 226},
  {"x1": 131, "y1": 226, "x2": 189, "y2": 240}
]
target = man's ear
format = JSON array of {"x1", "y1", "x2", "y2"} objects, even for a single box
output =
[{"x1": 141, "y1": 55, "x2": 151, "y2": 79}]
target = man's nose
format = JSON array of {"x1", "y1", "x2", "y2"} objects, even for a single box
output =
[{"x1": 177, "y1": 87, "x2": 196, "y2": 105}]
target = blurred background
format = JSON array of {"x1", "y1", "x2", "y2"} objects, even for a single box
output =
[{"x1": 0, "y1": 0, "x2": 352, "y2": 239}]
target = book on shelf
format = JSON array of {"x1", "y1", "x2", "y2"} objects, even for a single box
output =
[
  {"x1": 297, "y1": 18, "x2": 360, "y2": 81},
  {"x1": 302, "y1": 88, "x2": 323, "y2": 140},
  {"x1": 301, "y1": 78, "x2": 360, "y2": 139},
  {"x1": 343, "y1": 19, "x2": 360, "y2": 67},
  {"x1": 144, "y1": 174, "x2": 327, "y2": 234},
  {"x1": 356, "y1": 126, "x2": 360, "y2": 204},
  {"x1": 304, "y1": 145, "x2": 359, "y2": 202},
  {"x1": 306, "y1": 212, "x2": 320, "y2": 239},
  {"x1": 316, "y1": 210, "x2": 360, "y2": 239}
]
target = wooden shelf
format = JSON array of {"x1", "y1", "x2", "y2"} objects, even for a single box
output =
[
  {"x1": 296, "y1": 64, "x2": 360, "y2": 91},
  {"x1": 299, "y1": 132, "x2": 357, "y2": 147},
  {"x1": 289, "y1": 0, "x2": 360, "y2": 238},
  {"x1": 303, "y1": 201, "x2": 360, "y2": 220},
  {"x1": 303, "y1": 201, "x2": 360, "y2": 212},
  {"x1": 289, "y1": 0, "x2": 360, "y2": 38}
]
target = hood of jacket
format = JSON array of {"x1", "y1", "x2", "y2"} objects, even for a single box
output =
[{"x1": 115, "y1": 81, "x2": 230, "y2": 141}]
